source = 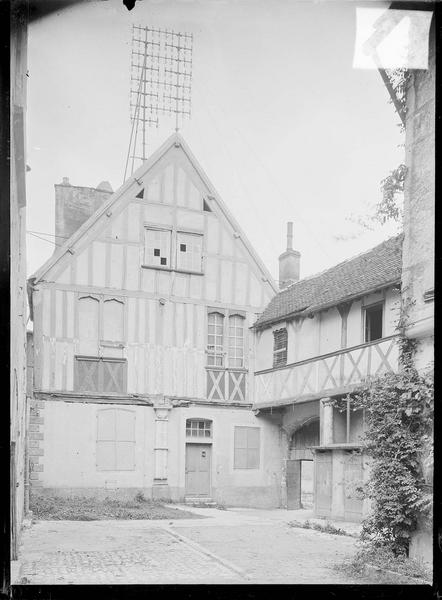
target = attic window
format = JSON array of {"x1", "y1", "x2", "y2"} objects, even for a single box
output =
[
  {"x1": 203, "y1": 199, "x2": 212, "y2": 212},
  {"x1": 144, "y1": 228, "x2": 171, "y2": 268},
  {"x1": 273, "y1": 328, "x2": 288, "y2": 368},
  {"x1": 136, "y1": 189, "x2": 144, "y2": 199}
]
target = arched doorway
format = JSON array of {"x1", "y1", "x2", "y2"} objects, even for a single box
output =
[{"x1": 286, "y1": 418, "x2": 319, "y2": 509}]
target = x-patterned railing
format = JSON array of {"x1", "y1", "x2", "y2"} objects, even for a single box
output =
[{"x1": 254, "y1": 335, "x2": 399, "y2": 409}]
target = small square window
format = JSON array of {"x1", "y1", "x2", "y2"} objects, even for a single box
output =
[
  {"x1": 180, "y1": 244, "x2": 187, "y2": 252},
  {"x1": 160, "y1": 257, "x2": 167, "y2": 266},
  {"x1": 154, "y1": 249, "x2": 160, "y2": 257}
]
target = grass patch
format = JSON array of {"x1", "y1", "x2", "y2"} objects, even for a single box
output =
[
  {"x1": 30, "y1": 494, "x2": 206, "y2": 521},
  {"x1": 288, "y1": 519, "x2": 355, "y2": 537},
  {"x1": 336, "y1": 544, "x2": 432, "y2": 584}
]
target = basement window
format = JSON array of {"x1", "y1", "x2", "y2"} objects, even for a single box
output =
[
  {"x1": 364, "y1": 303, "x2": 383, "y2": 342},
  {"x1": 273, "y1": 328, "x2": 288, "y2": 367}
]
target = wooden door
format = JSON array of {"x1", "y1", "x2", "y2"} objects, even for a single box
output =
[
  {"x1": 315, "y1": 452, "x2": 332, "y2": 517},
  {"x1": 286, "y1": 459, "x2": 302, "y2": 509},
  {"x1": 344, "y1": 453, "x2": 364, "y2": 522},
  {"x1": 185, "y1": 444, "x2": 211, "y2": 497}
]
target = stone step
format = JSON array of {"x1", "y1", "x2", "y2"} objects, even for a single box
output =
[{"x1": 184, "y1": 497, "x2": 217, "y2": 507}]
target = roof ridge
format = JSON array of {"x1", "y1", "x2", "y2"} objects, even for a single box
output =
[{"x1": 280, "y1": 233, "x2": 403, "y2": 295}]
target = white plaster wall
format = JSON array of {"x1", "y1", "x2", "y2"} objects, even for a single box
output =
[{"x1": 40, "y1": 401, "x2": 282, "y2": 505}]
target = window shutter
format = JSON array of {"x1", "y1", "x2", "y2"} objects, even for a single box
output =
[
  {"x1": 103, "y1": 299, "x2": 124, "y2": 341},
  {"x1": 273, "y1": 328, "x2": 288, "y2": 367}
]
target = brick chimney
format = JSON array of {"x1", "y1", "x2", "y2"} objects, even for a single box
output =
[
  {"x1": 54, "y1": 178, "x2": 113, "y2": 241},
  {"x1": 278, "y1": 222, "x2": 300, "y2": 289}
]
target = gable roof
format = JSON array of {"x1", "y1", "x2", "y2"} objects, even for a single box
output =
[
  {"x1": 253, "y1": 234, "x2": 403, "y2": 329},
  {"x1": 30, "y1": 132, "x2": 278, "y2": 293}
]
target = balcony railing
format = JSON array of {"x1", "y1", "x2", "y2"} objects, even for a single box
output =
[{"x1": 254, "y1": 335, "x2": 399, "y2": 409}]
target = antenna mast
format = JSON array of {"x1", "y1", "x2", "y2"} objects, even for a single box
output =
[{"x1": 124, "y1": 25, "x2": 193, "y2": 182}]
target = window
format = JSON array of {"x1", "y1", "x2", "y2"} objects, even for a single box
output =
[
  {"x1": 364, "y1": 303, "x2": 383, "y2": 342},
  {"x1": 96, "y1": 408, "x2": 135, "y2": 470},
  {"x1": 186, "y1": 419, "x2": 212, "y2": 439},
  {"x1": 78, "y1": 295, "x2": 125, "y2": 343},
  {"x1": 78, "y1": 296, "x2": 99, "y2": 340},
  {"x1": 207, "y1": 312, "x2": 224, "y2": 366},
  {"x1": 176, "y1": 232, "x2": 203, "y2": 273},
  {"x1": 74, "y1": 357, "x2": 127, "y2": 394},
  {"x1": 234, "y1": 426, "x2": 260, "y2": 469},
  {"x1": 273, "y1": 328, "x2": 288, "y2": 367},
  {"x1": 103, "y1": 298, "x2": 124, "y2": 341},
  {"x1": 144, "y1": 228, "x2": 171, "y2": 268},
  {"x1": 228, "y1": 315, "x2": 245, "y2": 368},
  {"x1": 143, "y1": 227, "x2": 204, "y2": 272}
]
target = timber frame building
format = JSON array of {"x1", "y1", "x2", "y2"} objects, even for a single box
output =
[
  {"x1": 28, "y1": 133, "x2": 285, "y2": 506},
  {"x1": 252, "y1": 234, "x2": 403, "y2": 521}
]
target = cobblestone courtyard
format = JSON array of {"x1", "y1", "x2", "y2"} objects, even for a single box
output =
[{"x1": 13, "y1": 506, "x2": 375, "y2": 585}]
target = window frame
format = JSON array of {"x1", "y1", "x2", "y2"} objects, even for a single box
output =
[
  {"x1": 273, "y1": 327, "x2": 288, "y2": 368},
  {"x1": 185, "y1": 419, "x2": 213, "y2": 441},
  {"x1": 206, "y1": 308, "x2": 247, "y2": 371},
  {"x1": 227, "y1": 313, "x2": 245, "y2": 368},
  {"x1": 363, "y1": 301, "x2": 384, "y2": 343},
  {"x1": 77, "y1": 293, "x2": 126, "y2": 346},
  {"x1": 233, "y1": 426, "x2": 260, "y2": 470},
  {"x1": 142, "y1": 224, "x2": 204, "y2": 274},
  {"x1": 176, "y1": 230, "x2": 204, "y2": 274},
  {"x1": 143, "y1": 225, "x2": 172, "y2": 270}
]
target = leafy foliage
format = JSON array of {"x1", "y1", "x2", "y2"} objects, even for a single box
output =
[{"x1": 331, "y1": 300, "x2": 433, "y2": 556}]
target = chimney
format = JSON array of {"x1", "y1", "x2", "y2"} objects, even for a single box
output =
[
  {"x1": 54, "y1": 178, "x2": 113, "y2": 242},
  {"x1": 278, "y1": 222, "x2": 300, "y2": 289}
]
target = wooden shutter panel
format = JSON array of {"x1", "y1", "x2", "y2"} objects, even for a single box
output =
[
  {"x1": 103, "y1": 299, "x2": 124, "y2": 341},
  {"x1": 74, "y1": 358, "x2": 100, "y2": 392}
]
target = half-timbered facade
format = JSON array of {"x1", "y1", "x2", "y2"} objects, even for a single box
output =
[
  {"x1": 252, "y1": 234, "x2": 403, "y2": 521},
  {"x1": 28, "y1": 133, "x2": 284, "y2": 507}
]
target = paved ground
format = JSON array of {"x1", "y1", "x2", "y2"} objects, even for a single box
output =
[{"x1": 13, "y1": 506, "x2": 375, "y2": 585}]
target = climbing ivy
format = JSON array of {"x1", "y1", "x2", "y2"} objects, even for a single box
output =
[
  {"x1": 332, "y1": 299, "x2": 434, "y2": 555},
  {"x1": 376, "y1": 164, "x2": 407, "y2": 225}
]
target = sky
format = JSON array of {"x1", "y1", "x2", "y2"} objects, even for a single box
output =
[{"x1": 26, "y1": 0, "x2": 404, "y2": 282}]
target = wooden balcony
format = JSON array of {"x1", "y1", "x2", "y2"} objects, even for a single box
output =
[
  {"x1": 206, "y1": 368, "x2": 247, "y2": 403},
  {"x1": 254, "y1": 335, "x2": 399, "y2": 409}
]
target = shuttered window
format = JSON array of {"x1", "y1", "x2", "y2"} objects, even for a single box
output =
[
  {"x1": 74, "y1": 357, "x2": 127, "y2": 394},
  {"x1": 96, "y1": 408, "x2": 135, "y2": 471},
  {"x1": 78, "y1": 296, "x2": 99, "y2": 340},
  {"x1": 234, "y1": 426, "x2": 260, "y2": 469},
  {"x1": 176, "y1": 232, "x2": 203, "y2": 273},
  {"x1": 273, "y1": 328, "x2": 288, "y2": 367},
  {"x1": 228, "y1": 315, "x2": 245, "y2": 368},
  {"x1": 103, "y1": 298, "x2": 124, "y2": 341},
  {"x1": 144, "y1": 228, "x2": 171, "y2": 268}
]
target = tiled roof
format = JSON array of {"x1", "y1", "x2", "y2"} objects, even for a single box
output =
[{"x1": 254, "y1": 234, "x2": 403, "y2": 329}]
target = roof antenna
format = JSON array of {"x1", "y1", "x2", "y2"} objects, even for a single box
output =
[{"x1": 124, "y1": 25, "x2": 194, "y2": 183}]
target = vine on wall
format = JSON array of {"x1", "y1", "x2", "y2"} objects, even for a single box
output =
[{"x1": 332, "y1": 299, "x2": 434, "y2": 555}]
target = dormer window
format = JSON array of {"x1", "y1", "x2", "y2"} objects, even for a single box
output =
[{"x1": 273, "y1": 328, "x2": 288, "y2": 367}]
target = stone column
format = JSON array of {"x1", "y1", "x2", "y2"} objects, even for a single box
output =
[
  {"x1": 152, "y1": 396, "x2": 172, "y2": 500},
  {"x1": 320, "y1": 397, "x2": 333, "y2": 446}
]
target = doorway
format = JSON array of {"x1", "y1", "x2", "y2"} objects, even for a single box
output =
[
  {"x1": 185, "y1": 444, "x2": 211, "y2": 497},
  {"x1": 300, "y1": 460, "x2": 314, "y2": 508}
]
